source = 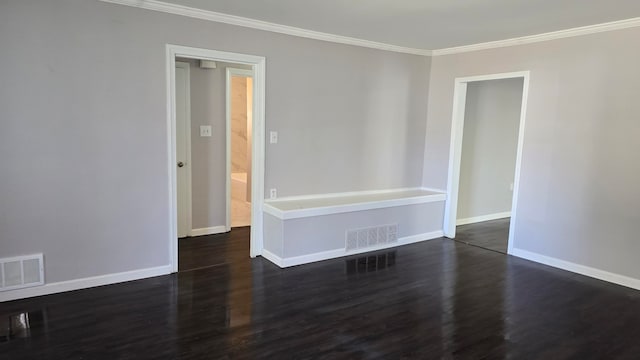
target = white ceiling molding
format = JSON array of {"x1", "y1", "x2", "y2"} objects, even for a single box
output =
[
  {"x1": 99, "y1": 1, "x2": 640, "y2": 58},
  {"x1": 99, "y1": 0, "x2": 432, "y2": 56},
  {"x1": 431, "y1": 17, "x2": 640, "y2": 56}
]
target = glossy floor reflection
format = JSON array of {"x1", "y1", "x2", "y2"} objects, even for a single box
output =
[
  {"x1": 178, "y1": 227, "x2": 251, "y2": 272},
  {"x1": 455, "y1": 218, "x2": 510, "y2": 253},
  {"x1": 2, "y1": 235, "x2": 640, "y2": 359}
]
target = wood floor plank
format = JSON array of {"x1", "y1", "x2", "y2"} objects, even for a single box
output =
[{"x1": 455, "y1": 218, "x2": 510, "y2": 253}]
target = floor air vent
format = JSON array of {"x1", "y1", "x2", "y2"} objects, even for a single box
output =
[
  {"x1": 346, "y1": 224, "x2": 398, "y2": 251},
  {"x1": 0, "y1": 254, "x2": 44, "y2": 292}
]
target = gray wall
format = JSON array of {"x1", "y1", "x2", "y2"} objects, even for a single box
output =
[
  {"x1": 457, "y1": 78, "x2": 522, "y2": 220},
  {"x1": 423, "y1": 27, "x2": 640, "y2": 280},
  {"x1": 0, "y1": 0, "x2": 430, "y2": 283},
  {"x1": 282, "y1": 202, "x2": 444, "y2": 258}
]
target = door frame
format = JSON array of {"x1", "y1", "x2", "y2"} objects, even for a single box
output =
[
  {"x1": 225, "y1": 68, "x2": 254, "y2": 231},
  {"x1": 166, "y1": 44, "x2": 266, "y2": 272},
  {"x1": 174, "y1": 61, "x2": 193, "y2": 238},
  {"x1": 443, "y1": 71, "x2": 530, "y2": 255}
]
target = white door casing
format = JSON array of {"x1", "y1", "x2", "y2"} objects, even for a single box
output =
[
  {"x1": 166, "y1": 45, "x2": 266, "y2": 272},
  {"x1": 443, "y1": 71, "x2": 530, "y2": 256},
  {"x1": 175, "y1": 61, "x2": 192, "y2": 238}
]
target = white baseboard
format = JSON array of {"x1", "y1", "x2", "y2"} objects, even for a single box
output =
[
  {"x1": 189, "y1": 225, "x2": 227, "y2": 237},
  {"x1": 400, "y1": 230, "x2": 445, "y2": 245},
  {"x1": 510, "y1": 248, "x2": 640, "y2": 291},
  {"x1": 260, "y1": 249, "x2": 284, "y2": 267},
  {"x1": 262, "y1": 230, "x2": 444, "y2": 268},
  {"x1": 0, "y1": 265, "x2": 173, "y2": 302},
  {"x1": 280, "y1": 248, "x2": 345, "y2": 268},
  {"x1": 456, "y1": 212, "x2": 511, "y2": 226}
]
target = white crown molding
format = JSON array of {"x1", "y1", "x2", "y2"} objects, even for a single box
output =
[
  {"x1": 98, "y1": 1, "x2": 640, "y2": 57},
  {"x1": 99, "y1": 0, "x2": 432, "y2": 56},
  {"x1": 432, "y1": 17, "x2": 640, "y2": 56}
]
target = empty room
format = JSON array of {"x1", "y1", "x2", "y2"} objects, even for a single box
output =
[{"x1": 1, "y1": 1, "x2": 640, "y2": 358}]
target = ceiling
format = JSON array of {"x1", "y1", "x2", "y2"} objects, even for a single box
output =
[{"x1": 163, "y1": 0, "x2": 640, "y2": 50}]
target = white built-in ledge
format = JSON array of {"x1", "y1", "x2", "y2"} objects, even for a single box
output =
[{"x1": 263, "y1": 188, "x2": 447, "y2": 220}]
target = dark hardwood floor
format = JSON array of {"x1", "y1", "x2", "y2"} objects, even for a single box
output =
[
  {"x1": 179, "y1": 227, "x2": 250, "y2": 272},
  {"x1": 455, "y1": 218, "x2": 510, "y2": 253},
  {"x1": 2, "y1": 228, "x2": 640, "y2": 359}
]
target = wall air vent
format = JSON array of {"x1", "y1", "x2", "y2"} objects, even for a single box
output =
[
  {"x1": 345, "y1": 224, "x2": 398, "y2": 251},
  {"x1": 0, "y1": 254, "x2": 44, "y2": 292}
]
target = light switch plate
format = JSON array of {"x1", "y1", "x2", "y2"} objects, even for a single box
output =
[
  {"x1": 200, "y1": 125, "x2": 212, "y2": 137},
  {"x1": 270, "y1": 131, "x2": 278, "y2": 144}
]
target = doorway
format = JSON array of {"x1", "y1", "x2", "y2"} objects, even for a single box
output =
[
  {"x1": 443, "y1": 71, "x2": 530, "y2": 255},
  {"x1": 167, "y1": 45, "x2": 266, "y2": 273}
]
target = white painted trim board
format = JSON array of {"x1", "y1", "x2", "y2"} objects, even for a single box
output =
[
  {"x1": 264, "y1": 187, "x2": 446, "y2": 220},
  {"x1": 0, "y1": 265, "x2": 172, "y2": 302},
  {"x1": 100, "y1": 0, "x2": 431, "y2": 56},
  {"x1": 265, "y1": 193, "x2": 446, "y2": 220},
  {"x1": 174, "y1": 61, "x2": 193, "y2": 238},
  {"x1": 432, "y1": 17, "x2": 640, "y2": 56},
  {"x1": 511, "y1": 248, "x2": 640, "y2": 291},
  {"x1": 189, "y1": 226, "x2": 227, "y2": 237},
  {"x1": 456, "y1": 212, "x2": 511, "y2": 226},
  {"x1": 443, "y1": 70, "x2": 530, "y2": 260},
  {"x1": 262, "y1": 231, "x2": 444, "y2": 268},
  {"x1": 100, "y1": 1, "x2": 640, "y2": 57},
  {"x1": 271, "y1": 187, "x2": 427, "y2": 202}
]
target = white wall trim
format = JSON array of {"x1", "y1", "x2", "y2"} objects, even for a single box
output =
[
  {"x1": 399, "y1": 231, "x2": 445, "y2": 246},
  {"x1": 99, "y1": 1, "x2": 640, "y2": 57},
  {"x1": 99, "y1": 0, "x2": 431, "y2": 56},
  {"x1": 225, "y1": 68, "x2": 254, "y2": 232},
  {"x1": 0, "y1": 265, "x2": 172, "y2": 302},
  {"x1": 260, "y1": 249, "x2": 283, "y2": 268},
  {"x1": 432, "y1": 17, "x2": 640, "y2": 56},
  {"x1": 263, "y1": 231, "x2": 444, "y2": 268},
  {"x1": 511, "y1": 248, "x2": 640, "y2": 291},
  {"x1": 269, "y1": 187, "x2": 426, "y2": 202},
  {"x1": 443, "y1": 71, "x2": 530, "y2": 259},
  {"x1": 456, "y1": 212, "x2": 511, "y2": 226},
  {"x1": 175, "y1": 61, "x2": 193, "y2": 238},
  {"x1": 167, "y1": 45, "x2": 266, "y2": 273},
  {"x1": 189, "y1": 226, "x2": 227, "y2": 237},
  {"x1": 263, "y1": 188, "x2": 446, "y2": 220}
]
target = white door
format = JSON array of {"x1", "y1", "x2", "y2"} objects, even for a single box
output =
[{"x1": 175, "y1": 61, "x2": 191, "y2": 238}]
